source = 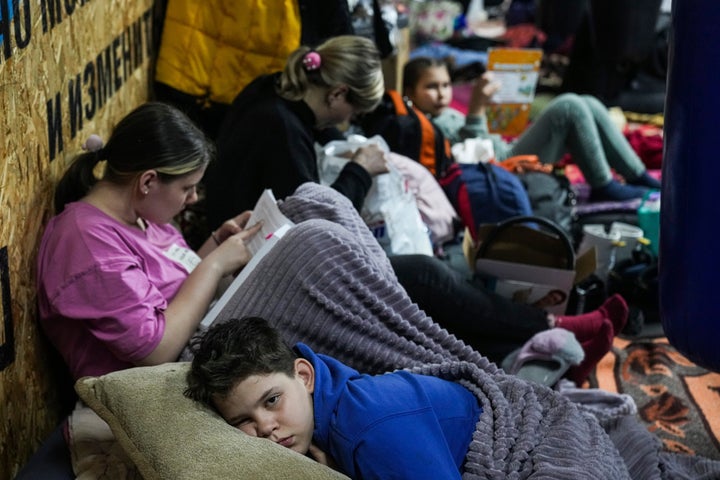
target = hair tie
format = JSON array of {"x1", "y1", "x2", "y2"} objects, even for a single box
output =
[
  {"x1": 82, "y1": 134, "x2": 104, "y2": 153},
  {"x1": 302, "y1": 51, "x2": 322, "y2": 72}
]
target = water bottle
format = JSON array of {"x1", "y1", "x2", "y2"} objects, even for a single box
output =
[{"x1": 637, "y1": 191, "x2": 661, "y2": 255}]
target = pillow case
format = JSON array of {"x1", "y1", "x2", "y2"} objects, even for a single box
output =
[{"x1": 75, "y1": 362, "x2": 348, "y2": 480}]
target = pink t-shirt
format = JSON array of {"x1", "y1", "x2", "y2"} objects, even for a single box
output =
[{"x1": 36, "y1": 202, "x2": 196, "y2": 379}]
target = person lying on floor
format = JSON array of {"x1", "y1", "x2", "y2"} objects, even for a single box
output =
[
  {"x1": 280, "y1": 182, "x2": 628, "y2": 384},
  {"x1": 186, "y1": 316, "x2": 482, "y2": 479},
  {"x1": 402, "y1": 57, "x2": 662, "y2": 201}
]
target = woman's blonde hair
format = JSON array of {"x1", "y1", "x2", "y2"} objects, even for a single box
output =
[{"x1": 277, "y1": 35, "x2": 384, "y2": 114}]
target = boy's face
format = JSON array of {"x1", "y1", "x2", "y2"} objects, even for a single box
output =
[
  {"x1": 406, "y1": 65, "x2": 453, "y2": 117},
  {"x1": 213, "y1": 358, "x2": 316, "y2": 455}
]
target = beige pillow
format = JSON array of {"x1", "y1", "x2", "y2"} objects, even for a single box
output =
[{"x1": 75, "y1": 362, "x2": 349, "y2": 480}]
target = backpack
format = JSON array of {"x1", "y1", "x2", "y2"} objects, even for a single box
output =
[
  {"x1": 517, "y1": 170, "x2": 576, "y2": 237},
  {"x1": 445, "y1": 162, "x2": 534, "y2": 239},
  {"x1": 360, "y1": 90, "x2": 454, "y2": 177}
]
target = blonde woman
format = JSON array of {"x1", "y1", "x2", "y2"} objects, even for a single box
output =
[{"x1": 205, "y1": 35, "x2": 389, "y2": 229}]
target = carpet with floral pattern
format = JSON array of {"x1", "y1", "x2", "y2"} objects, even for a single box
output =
[{"x1": 588, "y1": 335, "x2": 720, "y2": 460}]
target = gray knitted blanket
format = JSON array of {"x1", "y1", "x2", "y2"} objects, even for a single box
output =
[{"x1": 205, "y1": 183, "x2": 720, "y2": 480}]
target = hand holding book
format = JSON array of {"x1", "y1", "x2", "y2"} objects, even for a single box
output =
[
  {"x1": 466, "y1": 72, "x2": 502, "y2": 118},
  {"x1": 200, "y1": 189, "x2": 295, "y2": 328},
  {"x1": 243, "y1": 189, "x2": 295, "y2": 256},
  {"x1": 211, "y1": 210, "x2": 253, "y2": 245},
  {"x1": 485, "y1": 48, "x2": 543, "y2": 136}
]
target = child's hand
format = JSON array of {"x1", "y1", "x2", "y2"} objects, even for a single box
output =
[
  {"x1": 209, "y1": 221, "x2": 263, "y2": 276},
  {"x1": 213, "y1": 211, "x2": 252, "y2": 244},
  {"x1": 467, "y1": 72, "x2": 502, "y2": 117}
]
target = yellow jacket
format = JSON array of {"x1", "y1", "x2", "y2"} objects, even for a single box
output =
[{"x1": 155, "y1": 0, "x2": 302, "y2": 105}]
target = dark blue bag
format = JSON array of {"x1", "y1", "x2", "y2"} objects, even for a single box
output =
[{"x1": 444, "y1": 162, "x2": 533, "y2": 238}]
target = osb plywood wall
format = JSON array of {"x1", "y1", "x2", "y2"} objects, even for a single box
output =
[{"x1": 0, "y1": 0, "x2": 156, "y2": 477}]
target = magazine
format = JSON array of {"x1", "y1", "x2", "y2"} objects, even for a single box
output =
[
  {"x1": 485, "y1": 48, "x2": 543, "y2": 136},
  {"x1": 200, "y1": 190, "x2": 294, "y2": 328}
]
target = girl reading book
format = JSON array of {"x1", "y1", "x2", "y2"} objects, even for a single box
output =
[{"x1": 403, "y1": 57, "x2": 661, "y2": 201}]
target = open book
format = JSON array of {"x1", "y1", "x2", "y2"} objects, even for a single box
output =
[
  {"x1": 200, "y1": 190, "x2": 294, "y2": 327},
  {"x1": 485, "y1": 48, "x2": 543, "y2": 136}
]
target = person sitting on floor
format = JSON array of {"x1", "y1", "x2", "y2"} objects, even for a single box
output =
[
  {"x1": 402, "y1": 57, "x2": 662, "y2": 201},
  {"x1": 37, "y1": 102, "x2": 264, "y2": 381}
]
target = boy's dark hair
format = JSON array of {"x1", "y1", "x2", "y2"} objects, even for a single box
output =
[{"x1": 184, "y1": 317, "x2": 297, "y2": 405}]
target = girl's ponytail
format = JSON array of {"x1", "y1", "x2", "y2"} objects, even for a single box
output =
[{"x1": 53, "y1": 150, "x2": 103, "y2": 213}]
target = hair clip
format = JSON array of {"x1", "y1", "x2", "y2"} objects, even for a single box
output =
[
  {"x1": 82, "y1": 134, "x2": 104, "y2": 153},
  {"x1": 302, "y1": 51, "x2": 322, "y2": 72}
]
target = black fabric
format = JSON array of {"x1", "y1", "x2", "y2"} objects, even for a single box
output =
[
  {"x1": 205, "y1": 74, "x2": 371, "y2": 230},
  {"x1": 518, "y1": 170, "x2": 575, "y2": 237},
  {"x1": 607, "y1": 246, "x2": 659, "y2": 324},
  {"x1": 15, "y1": 423, "x2": 73, "y2": 480},
  {"x1": 390, "y1": 254, "x2": 549, "y2": 363},
  {"x1": 152, "y1": 81, "x2": 229, "y2": 139},
  {"x1": 298, "y1": 0, "x2": 353, "y2": 46},
  {"x1": 349, "y1": 0, "x2": 395, "y2": 58},
  {"x1": 561, "y1": 0, "x2": 665, "y2": 112}
]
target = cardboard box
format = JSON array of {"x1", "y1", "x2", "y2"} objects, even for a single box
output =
[{"x1": 463, "y1": 225, "x2": 597, "y2": 315}]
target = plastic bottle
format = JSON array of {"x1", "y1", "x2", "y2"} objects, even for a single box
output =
[{"x1": 637, "y1": 191, "x2": 660, "y2": 255}]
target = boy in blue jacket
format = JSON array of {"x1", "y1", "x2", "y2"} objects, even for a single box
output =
[{"x1": 185, "y1": 317, "x2": 482, "y2": 479}]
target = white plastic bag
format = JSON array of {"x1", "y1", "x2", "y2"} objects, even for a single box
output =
[
  {"x1": 451, "y1": 137, "x2": 495, "y2": 164},
  {"x1": 316, "y1": 135, "x2": 433, "y2": 256},
  {"x1": 386, "y1": 152, "x2": 459, "y2": 246}
]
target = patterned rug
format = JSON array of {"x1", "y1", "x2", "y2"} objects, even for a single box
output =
[{"x1": 588, "y1": 335, "x2": 720, "y2": 460}]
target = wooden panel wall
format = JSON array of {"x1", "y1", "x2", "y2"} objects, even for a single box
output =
[{"x1": 0, "y1": 1, "x2": 156, "y2": 477}]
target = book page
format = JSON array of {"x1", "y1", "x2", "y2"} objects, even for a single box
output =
[{"x1": 245, "y1": 189, "x2": 294, "y2": 256}]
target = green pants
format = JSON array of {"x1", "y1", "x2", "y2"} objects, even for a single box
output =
[{"x1": 510, "y1": 93, "x2": 647, "y2": 187}]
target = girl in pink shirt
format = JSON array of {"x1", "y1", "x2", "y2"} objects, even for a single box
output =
[{"x1": 37, "y1": 102, "x2": 262, "y2": 380}]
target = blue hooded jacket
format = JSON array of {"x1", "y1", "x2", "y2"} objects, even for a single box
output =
[{"x1": 296, "y1": 343, "x2": 482, "y2": 479}]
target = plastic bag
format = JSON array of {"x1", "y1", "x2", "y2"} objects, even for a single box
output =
[{"x1": 316, "y1": 135, "x2": 433, "y2": 256}]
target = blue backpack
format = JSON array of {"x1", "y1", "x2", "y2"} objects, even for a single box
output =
[{"x1": 445, "y1": 162, "x2": 533, "y2": 239}]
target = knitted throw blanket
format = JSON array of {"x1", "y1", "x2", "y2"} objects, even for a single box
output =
[{"x1": 204, "y1": 183, "x2": 720, "y2": 479}]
